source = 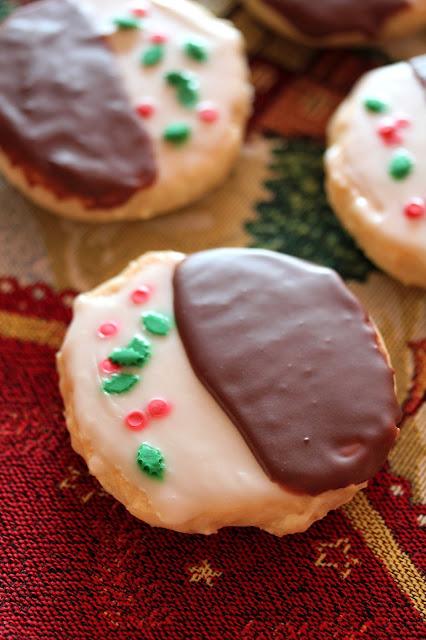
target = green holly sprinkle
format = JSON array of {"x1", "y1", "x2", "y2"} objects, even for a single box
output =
[
  {"x1": 165, "y1": 70, "x2": 199, "y2": 108},
  {"x1": 165, "y1": 70, "x2": 188, "y2": 86},
  {"x1": 109, "y1": 335, "x2": 151, "y2": 367},
  {"x1": 178, "y1": 80, "x2": 199, "y2": 107},
  {"x1": 128, "y1": 335, "x2": 152, "y2": 360},
  {"x1": 388, "y1": 150, "x2": 414, "y2": 180},
  {"x1": 141, "y1": 44, "x2": 164, "y2": 67},
  {"x1": 113, "y1": 15, "x2": 141, "y2": 30},
  {"x1": 363, "y1": 97, "x2": 388, "y2": 113},
  {"x1": 183, "y1": 39, "x2": 208, "y2": 62},
  {"x1": 109, "y1": 347, "x2": 145, "y2": 367},
  {"x1": 136, "y1": 443, "x2": 165, "y2": 480},
  {"x1": 102, "y1": 373, "x2": 139, "y2": 395},
  {"x1": 163, "y1": 122, "x2": 191, "y2": 145},
  {"x1": 142, "y1": 311, "x2": 173, "y2": 335}
]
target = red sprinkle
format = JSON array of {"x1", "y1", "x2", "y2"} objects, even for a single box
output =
[
  {"x1": 378, "y1": 118, "x2": 402, "y2": 146},
  {"x1": 136, "y1": 101, "x2": 155, "y2": 119},
  {"x1": 100, "y1": 359, "x2": 121, "y2": 374},
  {"x1": 150, "y1": 32, "x2": 168, "y2": 44},
  {"x1": 198, "y1": 102, "x2": 219, "y2": 123},
  {"x1": 131, "y1": 285, "x2": 151, "y2": 304},
  {"x1": 395, "y1": 116, "x2": 410, "y2": 129},
  {"x1": 97, "y1": 321, "x2": 119, "y2": 338},
  {"x1": 147, "y1": 398, "x2": 172, "y2": 418},
  {"x1": 125, "y1": 410, "x2": 149, "y2": 430},
  {"x1": 130, "y1": 3, "x2": 149, "y2": 17},
  {"x1": 404, "y1": 197, "x2": 425, "y2": 219}
]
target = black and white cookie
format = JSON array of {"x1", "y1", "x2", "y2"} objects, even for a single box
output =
[{"x1": 58, "y1": 249, "x2": 400, "y2": 535}]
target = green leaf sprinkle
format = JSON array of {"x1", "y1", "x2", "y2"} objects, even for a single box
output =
[
  {"x1": 165, "y1": 70, "x2": 199, "y2": 108},
  {"x1": 128, "y1": 335, "x2": 152, "y2": 359},
  {"x1": 164, "y1": 70, "x2": 197, "y2": 88},
  {"x1": 388, "y1": 150, "x2": 414, "y2": 180},
  {"x1": 165, "y1": 70, "x2": 188, "y2": 86},
  {"x1": 183, "y1": 39, "x2": 208, "y2": 62},
  {"x1": 113, "y1": 15, "x2": 141, "y2": 30},
  {"x1": 142, "y1": 311, "x2": 173, "y2": 335},
  {"x1": 177, "y1": 80, "x2": 199, "y2": 108},
  {"x1": 109, "y1": 335, "x2": 151, "y2": 367},
  {"x1": 163, "y1": 122, "x2": 191, "y2": 146},
  {"x1": 141, "y1": 44, "x2": 164, "y2": 67},
  {"x1": 136, "y1": 443, "x2": 165, "y2": 480},
  {"x1": 363, "y1": 97, "x2": 388, "y2": 113},
  {"x1": 109, "y1": 347, "x2": 144, "y2": 367},
  {"x1": 102, "y1": 373, "x2": 139, "y2": 395}
]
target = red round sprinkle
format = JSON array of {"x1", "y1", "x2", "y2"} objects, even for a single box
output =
[
  {"x1": 130, "y1": 3, "x2": 149, "y2": 16},
  {"x1": 125, "y1": 410, "x2": 149, "y2": 430},
  {"x1": 97, "y1": 321, "x2": 119, "y2": 338},
  {"x1": 136, "y1": 101, "x2": 155, "y2": 118},
  {"x1": 100, "y1": 359, "x2": 121, "y2": 374},
  {"x1": 147, "y1": 398, "x2": 172, "y2": 418},
  {"x1": 150, "y1": 32, "x2": 168, "y2": 44},
  {"x1": 198, "y1": 102, "x2": 219, "y2": 123},
  {"x1": 131, "y1": 285, "x2": 151, "y2": 304},
  {"x1": 404, "y1": 197, "x2": 425, "y2": 219},
  {"x1": 395, "y1": 116, "x2": 410, "y2": 129},
  {"x1": 378, "y1": 119, "x2": 402, "y2": 146}
]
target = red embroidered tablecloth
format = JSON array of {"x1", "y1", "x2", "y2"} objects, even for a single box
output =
[{"x1": 0, "y1": 1, "x2": 425, "y2": 638}]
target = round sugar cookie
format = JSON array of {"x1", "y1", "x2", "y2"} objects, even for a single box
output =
[
  {"x1": 57, "y1": 249, "x2": 400, "y2": 535},
  {"x1": 325, "y1": 56, "x2": 426, "y2": 288},
  {"x1": 0, "y1": 0, "x2": 251, "y2": 222},
  {"x1": 243, "y1": 0, "x2": 426, "y2": 47}
]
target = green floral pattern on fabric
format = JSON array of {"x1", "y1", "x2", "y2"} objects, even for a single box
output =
[{"x1": 246, "y1": 137, "x2": 375, "y2": 282}]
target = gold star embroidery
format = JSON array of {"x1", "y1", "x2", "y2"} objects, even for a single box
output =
[
  {"x1": 59, "y1": 465, "x2": 106, "y2": 503},
  {"x1": 188, "y1": 559, "x2": 222, "y2": 587},
  {"x1": 390, "y1": 484, "x2": 405, "y2": 497},
  {"x1": 58, "y1": 465, "x2": 81, "y2": 491},
  {"x1": 314, "y1": 537, "x2": 360, "y2": 579}
]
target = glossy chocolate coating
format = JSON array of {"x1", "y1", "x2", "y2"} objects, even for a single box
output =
[
  {"x1": 0, "y1": 0, "x2": 156, "y2": 209},
  {"x1": 264, "y1": 0, "x2": 408, "y2": 37},
  {"x1": 174, "y1": 249, "x2": 399, "y2": 495}
]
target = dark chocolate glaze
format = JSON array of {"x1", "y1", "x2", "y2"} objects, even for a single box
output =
[
  {"x1": 173, "y1": 249, "x2": 400, "y2": 495},
  {"x1": 263, "y1": 0, "x2": 409, "y2": 38},
  {"x1": 0, "y1": 0, "x2": 156, "y2": 209},
  {"x1": 410, "y1": 55, "x2": 426, "y2": 90}
]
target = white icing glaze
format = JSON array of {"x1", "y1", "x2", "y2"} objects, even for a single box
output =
[
  {"x1": 340, "y1": 61, "x2": 426, "y2": 255},
  {"x1": 61, "y1": 253, "x2": 360, "y2": 532},
  {"x1": 79, "y1": 0, "x2": 250, "y2": 191}
]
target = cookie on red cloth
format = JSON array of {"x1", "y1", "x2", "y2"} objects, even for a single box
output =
[{"x1": 57, "y1": 249, "x2": 400, "y2": 535}]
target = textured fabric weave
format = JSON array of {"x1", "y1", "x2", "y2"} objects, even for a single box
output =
[{"x1": 0, "y1": 281, "x2": 425, "y2": 639}]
